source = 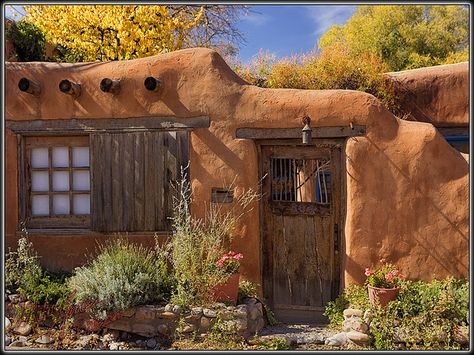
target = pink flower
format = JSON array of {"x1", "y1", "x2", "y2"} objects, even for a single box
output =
[
  {"x1": 233, "y1": 253, "x2": 243, "y2": 261},
  {"x1": 365, "y1": 267, "x2": 374, "y2": 276},
  {"x1": 385, "y1": 273, "x2": 394, "y2": 282}
]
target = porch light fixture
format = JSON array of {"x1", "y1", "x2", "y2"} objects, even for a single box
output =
[
  {"x1": 302, "y1": 116, "x2": 312, "y2": 145},
  {"x1": 59, "y1": 79, "x2": 81, "y2": 98},
  {"x1": 144, "y1": 76, "x2": 162, "y2": 92},
  {"x1": 18, "y1": 77, "x2": 41, "y2": 96},
  {"x1": 100, "y1": 78, "x2": 121, "y2": 94}
]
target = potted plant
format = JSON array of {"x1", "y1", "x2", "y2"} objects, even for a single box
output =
[
  {"x1": 211, "y1": 251, "x2": 243, "y2": 304},
  {"x1": 365, "y1": 259, "x2": 405, "y2": 307}
]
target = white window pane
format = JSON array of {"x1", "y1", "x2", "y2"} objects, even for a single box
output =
[
  {"x1": 31, "y1": 171, "x2": 49, "y2": 191},
  {"x1": 52, "y1": 147, "x2": 69, "y2": 167},
  {"x1": 53, "y1": 194, "x2": 70, "y2": 215},
  {"x1": 73, "y1": 170, "x2": 90, "y2": 190},
  {"x1": 32, "y1": 195, "x2": 49, "y2": 216},
  {"x1": 73, "y1": 194, "x2": 90, "y2": 214},
  {"x1": 52, "y1": 171, "x2": 69, "y2": 191},
  {"x1": 31, "y1": 148, "x2": 49, "y2": 168},
  {"x1": 72, "y1": 147, "x2": 89, "y2": 167}
]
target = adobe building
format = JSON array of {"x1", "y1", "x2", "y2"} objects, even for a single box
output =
[{"x1": 4, "y1": 48, "x2": 469, "y2": 322}]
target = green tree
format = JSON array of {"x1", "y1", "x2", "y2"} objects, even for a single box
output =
[
  {"x1": 318, "y1": 5, "x2": 469, "y2": 71},
  {"x1": 6, "y1": 19, "x2": 45, "y2": 61}
]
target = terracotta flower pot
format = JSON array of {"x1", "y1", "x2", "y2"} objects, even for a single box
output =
[
  {"x1": 368, "y1": 285, "x2": 400, "y2": 307},
  {"x1": 212, "y1": 273, "x2": 240, "y2": 305}
]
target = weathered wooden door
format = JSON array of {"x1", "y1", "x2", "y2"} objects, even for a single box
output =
[{"x1": 260, "y1": 143, "x2": 342, "y2": 323}]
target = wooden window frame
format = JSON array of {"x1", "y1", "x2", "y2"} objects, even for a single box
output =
[{"x1": 21, "y1": 135, "x2": 91, "y2": 229}]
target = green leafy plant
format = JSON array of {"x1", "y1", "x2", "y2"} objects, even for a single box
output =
[
  {"x1": 365, "y1": 259, "x2": 405, "y2": 288},
  {"x1": 237, "y1": 279, "x2": 258, "y2": 301},
  {"x1": 68, "y1": 238, "x2": 172, "y2": 319},
  {"x1": 6, "y1": 19, "x2": 46, "y2": 61},
  {"x1": 169, "y1": 172, "x2": 260, "y2": 307}
]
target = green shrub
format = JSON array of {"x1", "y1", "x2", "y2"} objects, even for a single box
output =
[
  {"x1": 169, "y1": 174, "x2": 259, "y2": 307},
  {"x1": 68, "y1": 239, "x2": 172, "y2": 319},
  {"x1": 238, "y1": 279, "x2": 258, "y2": 301},
  {"x1": 6, "y1": 19, "x2": 46, "y2": 61},
  {"x1": 325, "y1": 277, "x2": 469, "y2": 350}
]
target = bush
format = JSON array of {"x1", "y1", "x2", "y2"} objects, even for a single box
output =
[
  {"x1": 6, "y1": 19, "x2": 46, "y2": 61},
  {"x1": 324, "y1": 277, "x2": 469, "y2": 350},
  {"x1": 169, "y1": 174, "x2": 259, "y2": 307},
  {"x1": 68, "y1": 239, "x2": 172, "y2": 319}
]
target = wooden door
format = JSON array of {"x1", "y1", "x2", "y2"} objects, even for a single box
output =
[{"x1": 260, "y1": 144, "x2": 342, "y2": 323}]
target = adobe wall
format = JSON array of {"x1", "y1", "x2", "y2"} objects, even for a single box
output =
[
  {"x1": 384, "y1": 62, "x2": 469, "y2": 126},
  {"x1": 5, "y1": 48, "x2": 468, "y2": 288}
]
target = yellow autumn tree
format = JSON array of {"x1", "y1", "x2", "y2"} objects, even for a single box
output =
[{"x1": 23, "y1": 5, "x2": 205, "y2": 61}]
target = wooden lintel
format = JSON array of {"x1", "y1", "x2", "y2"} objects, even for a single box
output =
[
  {"x1": 236, "y1": 125, "x2": 366, "y2": 139},
  {"x1": 6, "y1": 116, "x2": 210, "y2": 134}
]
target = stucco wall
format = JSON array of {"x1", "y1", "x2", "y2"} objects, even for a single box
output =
[
  {"x1": 384, "y1": 62, "x2": 469, "y2": 126},
  {"x1": 5, "y1": 48, "x2": 468, "y2": 288}
]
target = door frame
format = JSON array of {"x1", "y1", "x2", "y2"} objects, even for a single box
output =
[{"x1": 256, "y1": 138, "x2": 347, "y2": 316}]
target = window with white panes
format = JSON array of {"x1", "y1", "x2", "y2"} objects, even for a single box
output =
[{"x1": 25, "y1": 136, "x2": 90, "y2": 228}]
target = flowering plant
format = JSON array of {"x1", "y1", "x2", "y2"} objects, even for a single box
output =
[
  {"x1": 364, "y1": 259, "x2": 405, "y2": 288},
  {"x1": 215, "y1": 251, "x2": 243, "y2": 274}
]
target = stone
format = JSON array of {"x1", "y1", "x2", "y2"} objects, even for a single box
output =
[
  {"x1": 191, "y1": 307, "x2": 203, "y2": 316},
  {"x1": 234, "y1": 305, "x2": 248, "y2": 318},
  {"x1": 184, "y1": 313, "x2": 201, "y2": 323},
  {"x1": 135, "y1": 339, "x2": 143, "y2": 345},
  {"x1": 343, "y1": 308, "x2": 363, "y2": 319},
  {"x1": 172, "y1": 305, "x2": 183, "y2": 314},
  {"x1": 342, "y1": 317, "x2": 369, "y2": 333},
  {"x1": 218, "y1": 310, "x2": 235, "y2": 321},
  {"x1": 18, "y1": 335, "x2": 29, "y2": 342},
  {"x1": 199, "y1": 316, "x2": 215, "y2": 332},
  {"x1": 203, "y1": 309, "x2": 217, "y2": 318},
  {"x1": 181, "y1": 324, "x2": 196, "y2": 333},
  {"x1": 157, "y1": 324, "x2": 170, "y2": 336},
  {"x1": 346, "y1": 330, "x2": 370, "y2": 344},
  {"x1": 109, "y1": 342, "x2": 120, "y2": 350},
  {"x1": 9, "y1": 340, "x2": 28, "y2": 347},
  {"x1": 453, "y1": 325, "x2": 469, "y2": 345},
  {"x1": 5, "y1": 335, "x2": 11, "y2": 346},
  {"x1": 159, "y1": 311, "x2": 177, "y2": 319},
  {"x1": 14, "y1": 321, "x2": 32, "y2": 336},
  {"x1": 214, "y1": 303, "x2": 227, "y2": 309},
  {"x1": 325, "y1": 332, "x2": 348, "y2": 347},
  {"x1": 164, "y1": 304, "x2": 174, "y2": 312},
  {"x1": 5, "y1": 317, "x2": 11, "y2": 330},
  {"x1": 255, "y1": 317, "x2": 265, "y2": 332},
  {"x1": 120, "y1": 331, "x2": 131, "y2": 340},
  {"x1": 244, "y1": 297, "x2": 258, "y2": 305},
  {"x1": 363, "y1": 309, "x2": 372, "y2": 325},
  {"x1": 146, "y1": 338, "x2": 157, "y2": 349},
  {"x1": 248, "y1": 304, "x2": 262, "y2": 321},
  {"x1": 35, "y1": 334, "x2": 53, "y2": 344}
]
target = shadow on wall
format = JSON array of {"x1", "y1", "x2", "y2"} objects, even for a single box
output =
[{"x1": 344, "y1": 133, "x2": 467, "y2": 284}]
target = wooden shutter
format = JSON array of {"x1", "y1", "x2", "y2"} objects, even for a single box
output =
[{"x1": 90, "y1": 131, "x2": 189, "y2": 232}]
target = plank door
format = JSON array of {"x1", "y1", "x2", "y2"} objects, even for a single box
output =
[{"x1": 260, "y1": 144, "x2": 342, "y2": 323}]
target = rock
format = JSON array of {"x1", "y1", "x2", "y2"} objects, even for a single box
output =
[
  {"x1": 296, "y1": 333, "x2": 325, "y2": 345},
  {"x1": 343, "y1": 308, "x2": 363, "y2": 319},
  {"x1": 35, "y1": 334, "x2": 53, "y2": 344},
  {"x1": 18, "y1": 335, "x2": 29, "y2": 342},
  {"x1": 203, "y1": 309, "x2": 217, "y2": 318},
  {"x1": 135, "y1": 339, "x2": 143, "y2": 346},
  {"x1": 5, "y1": 335, "x2": 11, "y2": 346},
  {"x1": 255, "y1": 317, "x2": 265, "y2": 332},
  {"x1": 214, "y1": 303, "x2": 227, "y2": 309},
  {"x1": 109, "y1": 342, "x2": 120, "y2": 350},
  {"x1": 159, "y1": 311, "x2": 177, "y2": 319},
  {"x1": 234, "y1": 305, "x2": 248, "y2": 318},
  {"x1": 218, "y1": 310, "x2": 234, "y2": 321},
  {"x1": 157, "y1": 324, "x2": 170, "y2": 336},
  {"x1": 363, "y1": 309, "x2": 372, "y2": 325},
  {"x1": 346, "y1": 330, "x2": 370, "y2": 344},
  {"x1": 164, "y1": 304, "x2": 173, "y2": 312},
  {"x1": 453, "y1": 325, "x2": 469, "y2": 345},
  {"x1": 181, "y1": 324, "x2": 196, "y2": 333},
  {"x1": 5, "y1": 317, "x2": 11, "y2": 330},
  {"x1": 191, "y1": 307, "x2": 203, "y2": 316},
  {"x1": 325, "y1": 332, "x2": 348, "y2": 346},
  {"x1": 244, "y1": 297, "x2": 258, "y2": 305},
  {"x1": 120, "y1": 331, "x2": 130, "y2": 340},
  {"x1": 9, "y1": 340, "x2": 28, "y2": 347},
  {"x1": 200, "y1": 316, "x2": 215, "y2": 332},
  {"x1": 184, "y1": 313, "x2": 201, "y2": 323},
  {"x1": 172, "y1": 305, "x2": 183, "y2": 314},
  {"x1": 146, "y1": 338, "x2": 157, "y2": 349},
  {"x1": 14, "y1": 321, "x2": 32, "y2": 336},
  {"x1": 342, "y1": 317, "x2": 369, "y2": 333}
]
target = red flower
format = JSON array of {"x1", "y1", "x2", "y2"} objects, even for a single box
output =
[{"x1": 365, "y1": 267, "x2": 374, "y2": 276}]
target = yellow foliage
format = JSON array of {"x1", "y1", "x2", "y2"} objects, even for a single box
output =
[{"x1": 24, "y1": 5, "x2": 204, "y2": 61}]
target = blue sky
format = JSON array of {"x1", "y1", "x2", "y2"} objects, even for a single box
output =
[
  {"x1": 4, "y1": 4, "x2": 356, "y2": 63},
  {"x1": 237, "y1": 5, "x2": 356, "y2": 63}
]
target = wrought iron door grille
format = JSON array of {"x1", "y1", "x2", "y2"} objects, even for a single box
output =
[{"x1": 271, "y1": 157, "x2": 331, "y2": 204}]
